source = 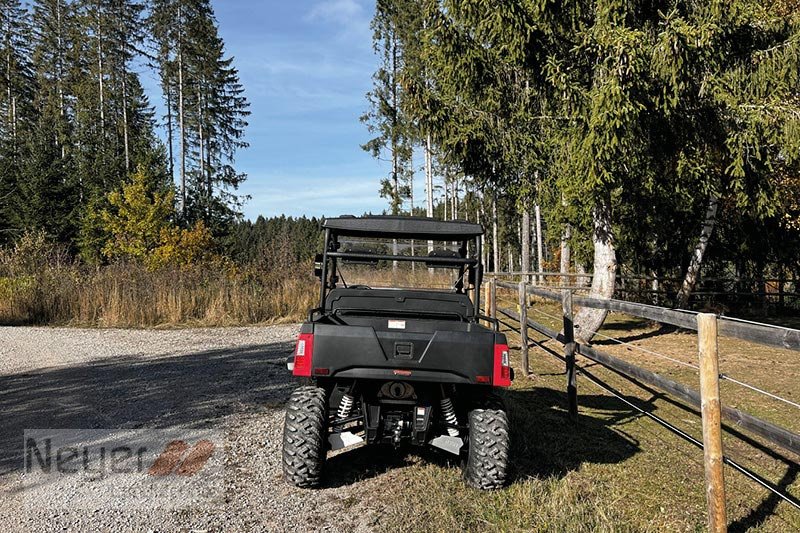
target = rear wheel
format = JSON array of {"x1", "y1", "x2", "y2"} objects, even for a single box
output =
[
  {"x1": 463, "y1": 397, "x2": 509, "y2": 490},
  {"x1": 282, "y1": 386, "x2": 327, "y2": 488}
]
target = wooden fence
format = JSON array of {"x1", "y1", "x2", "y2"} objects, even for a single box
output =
[
  {"x1": 487, "y1": 271, "x2": 800, "y2": 310},
  {"x1": 485, "y1": 277, "x2": 800, "y2": 532}
]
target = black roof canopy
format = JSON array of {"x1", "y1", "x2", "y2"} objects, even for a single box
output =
[{"x1": 323, "y1": 215, "x2": 484, "y2": 240}]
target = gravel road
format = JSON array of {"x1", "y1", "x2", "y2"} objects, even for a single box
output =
[{"x1": 0, "y1": 326, "x2": 409, "y2": 532}]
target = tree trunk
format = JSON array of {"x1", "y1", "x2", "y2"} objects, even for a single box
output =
[
  {"x1": 198, "y1": 88, "x2": 208, "y2": 218},
  {"x1": 10, "y1": 95, "x2": 15, "y2": 141},
  {"x1": 534, "y1": 203, "x2": 543, "y2": 285},
  {"x1": 177, "y1": 12, "x2": 186, "y2": 216},
  {"x1": 166, "y1": 84, "x2": 174, "y2": 183},
  {"x1": 425, "y1": 132, "x2": 434, "y2": 267},
  {"x1": 651, "y1": 270, "x2": 659, "y2": 305},
  {"x1": 5, "y1": 17, "x2": 11, "y2": 139},
  {"x1": 425, "y1": 132, "x2": 433, "y2": 219},
  {"x1": 96, "y1": 4, "x2": 105, "y2": 137},
  {"x1": 410, "y1": 152, "x2": 415, "y2": 271},
  {"x1": 452, "y1": 178, "x2": 458, "y2": 219},
  {"x1": 56, "y1": 0, "x2": 65, "y2": 158},
  {"x1": 390, "y1": 35, "x2": 399, "y2": 271},
  {"x1": 573, "y1": 201, "x2": 617, "y2": 343},
  {"x1": 442, "y1": 175, "x2": 448, "y2": 220},
  {"x1": 560, "y1": 223, "x2": 571, "y2": 287},
  {"x1": 121, "y1": 74, "x2": 130, "y2": 172},
  {"x1": 492, "y1": 194, "x2": 499, "y2": 273},
  {"x1": 522, "y1": 208, "x2": 530, "y2": 282},
  {"x1": 676, "y1": 193, "x2": 719, "y2": 308}
]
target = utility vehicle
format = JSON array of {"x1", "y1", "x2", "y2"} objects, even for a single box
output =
[{"x1": 282, "y1": 215, "x2": 512, "y2": 489}]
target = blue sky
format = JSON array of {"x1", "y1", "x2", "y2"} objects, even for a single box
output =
[{"x1": 144, "y1": 0, "x2": 407, "y2": 220}]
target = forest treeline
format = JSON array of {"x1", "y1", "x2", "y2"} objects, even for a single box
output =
[
  {"x1": 0, "y1": 214, "x2": 322, "y2": 326},
  {"x1": 361, "y1": 0, "x2": 800, "y2": 334},
  {"x1": 3, "y1": 1, "x2": 800, "y2": 327},
  {"x1": 0, "y1": 0, "x2": 249, "y2": 262},
  {"x1": 0, "y1": 0, "x2": 329, "y2": 326}
]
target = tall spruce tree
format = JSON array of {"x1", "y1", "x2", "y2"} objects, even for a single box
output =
[
  {"x1": 0, "y1": 0, "x2": 244, "y2": 254},
  {"x1": 184, "y1": 6, "x2": 249, "y2": 226},
  {"x1": 386, "y1": 0, "x2": 800, "y2": 338},
  {"x1": 16, "y1": 0, "x2": 78, "y2": 241},
  {"x1": 149, "y1": 0, "x2": 249, "y2": 228},
  {"x1": 362, "y1": 0, "x2": 414, "y2": 216},
  {"x1": 71, "y1": 0, "x2": 165, "y2": 260},
  {"x1": 0, "y1": 0, "x2": 34, "y2": 242}
]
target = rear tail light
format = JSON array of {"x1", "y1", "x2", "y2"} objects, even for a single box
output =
[
  {"x1": 292, "y1": 333, "x2": 314, "y2": 377},
  {"x1": 492, "y1": 343, "x2": 512, "y2": 387}
]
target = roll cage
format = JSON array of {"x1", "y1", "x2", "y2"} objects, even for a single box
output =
[{"x1": 315, "y1": 216, "x2": 485, "y2": 320}]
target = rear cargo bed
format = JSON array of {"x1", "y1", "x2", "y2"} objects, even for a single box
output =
[{"x1": 308, "y1": 318, "x2": 498, "y2": 384}]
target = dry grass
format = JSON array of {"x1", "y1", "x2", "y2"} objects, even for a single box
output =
[
  {"x1": 0, "y1": 233, "x2": 317, "y2": 327},
  {"x1": 384, "y1": 294, "x2": 800, "y2": 532},
  {"x1": 0, "y1": 263, "x2": 317, "y2": 327},
  {"x1": 339, "y1": 264, "x2": 462, "y2": 290},
  {"x1": 3, "y1": 235, "x2": 799, "y2": 528}
]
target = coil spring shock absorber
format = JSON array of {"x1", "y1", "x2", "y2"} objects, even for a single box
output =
[
  {"x1": 337, "y1": 393, "x2": 354, "y2": 419},
  {"x1": 440, "y1": 397, "x2": 459, "y2": 437}
]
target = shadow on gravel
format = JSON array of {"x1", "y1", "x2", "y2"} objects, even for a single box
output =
[
  {"x1": 0, "y1": 341, "x2": 297, "y2": 476},
  {"x1": 323, "y1": 444, "x2": 415, "y2": 488}
]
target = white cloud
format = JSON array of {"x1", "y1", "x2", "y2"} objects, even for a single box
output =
[
  {"x1": 306, "y1": 0, "x2": 372, "y2": 42},
  {"x1": 243, "y1": 176, "x2": 387, "y2": 219},
  {"x1": 307, "y1": 0, "x2": 364, "y2": 22}
]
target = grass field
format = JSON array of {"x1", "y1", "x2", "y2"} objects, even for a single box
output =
[
  {"x1": 0, "y1": 262, "x2": 319, "y2": 328},
  {"x1": 385, "y1": 295, "x2": 800, "y2": 532}
]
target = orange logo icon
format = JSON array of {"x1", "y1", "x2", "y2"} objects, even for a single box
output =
[{"x1": 148, "y1": 439, "x2": 215, "y2": 477}]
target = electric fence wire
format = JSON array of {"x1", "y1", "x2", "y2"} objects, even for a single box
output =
[
  {"x1": 578, "y1": 363, "x2": 800, "y2": 529},
  {"x1": 717, "y1": 374, "x2": 800, "y2": 411},
  {"x1": 576, "y1": 366, "x2": 800, "y2": 512},
  {"x1": 530, "y1": 306, "x2": 701, "y2": 370},
  {"x1": 497, "y1": 305, "x2": 800, "y2": 515},
  {"x1": 525, "y1": 305, "x2": 800, "y2": 411}
]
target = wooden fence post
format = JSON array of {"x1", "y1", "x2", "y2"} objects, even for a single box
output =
[
  {"x1": 562, "y1": 290, "x2": 577, "y2": 422},
  {"x1": 490, "y1": 277, "x2": 497, "y2": 321},
  {"x1": 519, "y1": 281, "x2": 529, "y2": 376},
  {"x1": 698, "y1": 313, "x2": 727, "y2": 533}
]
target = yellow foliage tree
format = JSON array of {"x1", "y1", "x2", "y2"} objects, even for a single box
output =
[
  {"x1": 151, "y1": 221, "x2": 215, "y2": 268},
  {"x1": 102, "y1": 168, "x2": 174, "y2": 262},
  {"x1": 101, "y1": 168, "x2": 217, "y2": 268}
]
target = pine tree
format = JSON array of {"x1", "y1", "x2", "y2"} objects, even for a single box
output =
[
  {"x1": 361, "y1": 0, "x2": 413, "y2": 216},
  {"x1": 149, "y1": 0, "x2": 249, "y2": 228},
  {"x1": 183, "y1": 5, "x2": 249, "y2": 227},
  {"x1": 70, "y1": 0, "x2": 165, "y2": 260},
  {"x1": 31, "y1": 0, "x2": 73, "y2": 156},
  {"x1": 13, "y1": 108, "x2": 77, "y2": 242},
  {"x1": 0, "y1": 0, "x2": 34, "y2": 243},
  {"x1": 386, "y1": 0, "x2": 800, "y2": 336},
  {"x1": 14, "y1": 0, "x2": 79, "y2": 242}
]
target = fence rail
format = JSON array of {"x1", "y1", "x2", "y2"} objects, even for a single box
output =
[
  {"x1": 488, "y1": 271, "x2": 800, "y2": 309},
  {"x1": 486, "y1": 277, "x2": 800, "y2": 531},
  {"x1": 498, "y1": 281, "x2": 800, "y2": 352}
]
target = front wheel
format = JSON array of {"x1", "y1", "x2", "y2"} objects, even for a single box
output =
[
  {"x1": 282, "y1": 386, "x2": 327, "y2": 488},
  {"x1": 463, "y1": 398, "x2": 509, "y2": 490}
]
